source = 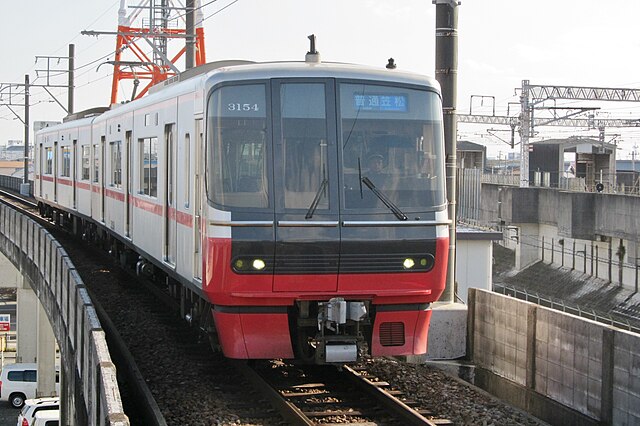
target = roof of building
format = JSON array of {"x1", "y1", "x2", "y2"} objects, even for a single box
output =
[
  {"x1": 457, "y1": 140, "x2": 486, "y2": 152},
  {"x1": 532, "y1": 137, "x2": 616, "y2": 151},
  {"x1": 0, "y1": 161, "x2": 25, "y2": 168}
]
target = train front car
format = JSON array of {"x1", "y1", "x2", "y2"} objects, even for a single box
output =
[{"x1": 203, "y1": 63, "x2": 448, "y2": 363}]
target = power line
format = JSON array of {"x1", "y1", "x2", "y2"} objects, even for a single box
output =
[{"x1": 199, "y1": 0, "x2": 241, "y2": 24}]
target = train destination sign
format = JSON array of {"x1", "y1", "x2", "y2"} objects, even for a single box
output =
[{"x1": 354, "y1": 94, "x2": 408, "y2": 112}]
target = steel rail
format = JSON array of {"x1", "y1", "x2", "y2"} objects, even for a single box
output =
[{"x1": 341, "y1": 365, "x2": 443, "y2": 426}]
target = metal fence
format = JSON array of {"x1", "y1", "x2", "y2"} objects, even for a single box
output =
[
  {"x1": 0, "y1": 176, "x2": 32, "y2": 195},
  {"x1": 0, "y1": 203, "x2": 128, "y2": 425},
  {"x1": 481, "y1": 173, "x2": 519, "y2": 186},
  {"x1": 457, "y1": 168, "x2": 482, "y2": 221}
]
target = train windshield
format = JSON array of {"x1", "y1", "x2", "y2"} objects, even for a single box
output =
[
  {"x1": 207, "y1": 80, "x2": 445, "y2": 213},
  {"x1": 340, "y1": 83, "x2": 445, "y2": 211}
]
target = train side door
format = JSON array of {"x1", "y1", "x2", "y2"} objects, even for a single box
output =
[
  {"x1": 72, "y1": 140, "x2": 77, "y2": 209},
  {"x1": 101, "y1": 136, "x2": 106, "y2": 222},
  {"x1": 193, "y1": 119, "x2": 203, "y2": 281},
  {"x1": 53, "y1": 142, "x2": 58, "y2": 203},
  {"x1": 164, "y1": 123, "x2": 177, "y2": 266},
  {"x1": 38, "y1": 143, "x2": 43, "y2": 197},
  {"x1": 271, "y1": 80, "x2": 339, "y2": 292},
  {"x1": 125, "y1": 131, "x2": 132, "y2": 239}
]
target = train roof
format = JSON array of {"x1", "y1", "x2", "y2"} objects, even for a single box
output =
[
  {"x1": 37, "y1": 60, "x2": 441, "y2": 133},
  {"x1": 202, "y1": 61, "x2": 441, "y2": 93}
]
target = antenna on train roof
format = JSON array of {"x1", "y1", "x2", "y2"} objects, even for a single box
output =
[
  {"x1": 386, "y1": 58, "x2": 397, "y2": 69},
  {"x1": 305, "y1": 34, "x2": 321, "y2": 63}
]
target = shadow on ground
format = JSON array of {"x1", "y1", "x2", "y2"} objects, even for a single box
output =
[{"x1": 492, "y1": 243, "x2": 640, "y2": 330}]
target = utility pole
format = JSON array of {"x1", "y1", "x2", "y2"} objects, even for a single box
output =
[
  {"x1": 23, "y1": 75, "x2": 29, "y2": 192},
  {"x1": 68, "y1": 44, "x2": 75, "y2": 114},
  {"x1": 0, "y1": 45, "x2": 75, "y2": 195},
  {"x1": 185, "y1": 0, "x2": 195, "y2": 69},
  {"x1": 519, "y1": 80, "x2": 532, "y2": 187},
  {"x1": 434, "y1": 0, "x2": 460, "y2": 304},
  {"x1": 34, "y1": 46, "x2": 76, "y2": 115}
]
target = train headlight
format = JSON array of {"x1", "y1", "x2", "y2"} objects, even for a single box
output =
[
  {"x1": 403, "y1": 258, "x2": 415, "y2": 269},
  {"x1": 234, "y1": 259, "x2": 246, "y2": 270},
  {"x1": 252, "y1": 259, "x2": 266, "y2": 270}
]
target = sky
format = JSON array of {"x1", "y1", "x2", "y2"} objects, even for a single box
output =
[{"x1": 2, "y1": 0, "x2": 640, "y2": 160}]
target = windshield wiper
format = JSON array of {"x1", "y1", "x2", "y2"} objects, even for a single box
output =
[
  {"x1": 361, "y1": 176, "x2": 408, "y2": 221},
  {"x1": 305, "y1": 178, "x2": 329, "y2": 219}
]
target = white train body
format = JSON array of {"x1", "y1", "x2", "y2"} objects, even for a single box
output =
[
  {"x1": 35, "y1": 60, "x2": 449, "y2": 362},
  {"x1": 36, "y1": 68, "x2": 206, "y2": 288}
]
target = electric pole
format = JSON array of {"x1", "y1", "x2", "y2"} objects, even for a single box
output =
[
  {"x1": 434, "y1": 0, "x2": 460, "y2": 304},
  {"x1": 0, "y1": 45, "x2": 75, "y2": 195},
  {"x1": 23, "y1": 75, "x2": 29, "y2": 189}
]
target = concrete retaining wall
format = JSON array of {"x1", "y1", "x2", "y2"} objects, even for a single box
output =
[
  {"x1": 0, "y1": 203, "x2": 128, "y2": 425},
  {"x1": 469, "y1": 288, "x2": 640, "y2": 425}
]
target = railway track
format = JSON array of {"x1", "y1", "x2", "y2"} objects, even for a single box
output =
[{"x1": 237, "y1": 360, "x2": 452, "y2": 425}]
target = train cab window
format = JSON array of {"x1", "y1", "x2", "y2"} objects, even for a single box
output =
[
  {"x1": 110, "y1": 141, "x2": 122, "y2": 188},
  {"x1": 139, "y1": 137, "x2": 158, "y2": 197},
  {"x1": 279, "y1": 83, "x2": 329, "y2": 210},
  {"x1": 207, "y1": 84, "x2": 269, "y2": 209},
  {"x1": 93, "y1": 144, "x2": 100, "y2": 183},
  {"x1": 339, "y1": 83, "x2": 445, "y2": 211},
  {"x1": 81, "y1": 146, "x2": 90, "y2": 180},
  {"x1": 45, "y1": 148, "x2": 53, "y2": 175},
  {"x1": 60, "y1": 146, "x2": 71, "y2": 177}
]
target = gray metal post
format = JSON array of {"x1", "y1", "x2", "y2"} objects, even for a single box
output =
[
  {"x1": 24, "y1": 75, "x2": 29, "y2": 184},
  {"x1": 434, "y1": 0, "x2": 459, "y2": 303},
  {"x1": 185, "y1": 0, "x2": 195, "y2": 69},
  {"x1": 608, "y1": 239, "x2": 612, "y2": 283},
  {"x1": 68, "y1": 44, "x2": 74, "y2": 114},
  {"x1": 519, "y1": 80, "x2": 531, "y2": 187}
]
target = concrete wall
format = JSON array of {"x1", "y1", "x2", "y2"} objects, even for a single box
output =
[
  {"x1": 483, "y1": 184, "x2": 640, "y2": 242},
  {"x1": 469, "y1": 288, "x2": 640, "y2": 425},
  {"x1": 0, "y1": 204, "x2": 128, "y2": 425},
  {"x1": 471, "y1": 184, "x2": 640, "y2": 288}
]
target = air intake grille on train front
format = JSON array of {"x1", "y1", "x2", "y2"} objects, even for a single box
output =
[{"x1": 379, "y1": 322, "x2": 405, "y2": 346}]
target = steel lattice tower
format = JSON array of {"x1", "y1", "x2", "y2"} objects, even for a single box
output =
[{"x1": 109, "y1": 0, "x2": 206, "y2": 104}]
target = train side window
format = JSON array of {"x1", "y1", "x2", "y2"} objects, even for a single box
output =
[
  {"x1": 61, "y1": 146, "x2": 71, "y2": 177},
  {"x1": 45, "y1": 148, "x2": 53, "y2": 174},
  {"x1": 184, "y1": 133, "x2": 190, "y2": 208},
  {"x1": 81, "y1": 146, "x2": 90, "y2": 180},
  {"x1": 93, "y1": 144, "x2": 100, "y2": 183},
  {"x1": 110, "y1": 141, "x2": 122, "y2": 188},
  {"x1": 139, "y1": 137, "x2": 158, "y2": 197}
]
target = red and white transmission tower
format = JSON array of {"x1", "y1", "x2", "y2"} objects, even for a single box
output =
[{"x1": 107, "y1": 0, "x2": 206, "y2": 104}]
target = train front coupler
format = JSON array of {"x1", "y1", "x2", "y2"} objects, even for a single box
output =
[{"x1": 312, "y1": 297, "x2": 369, "y2": 364}]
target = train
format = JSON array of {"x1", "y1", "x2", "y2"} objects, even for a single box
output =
[{"x1": 34, "y1": 49, "x2": 449, "y2": 364}]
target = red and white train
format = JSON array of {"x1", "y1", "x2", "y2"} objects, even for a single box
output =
[{"x1": 35, "y1": 55, "x2": 449, "y2": 363}]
